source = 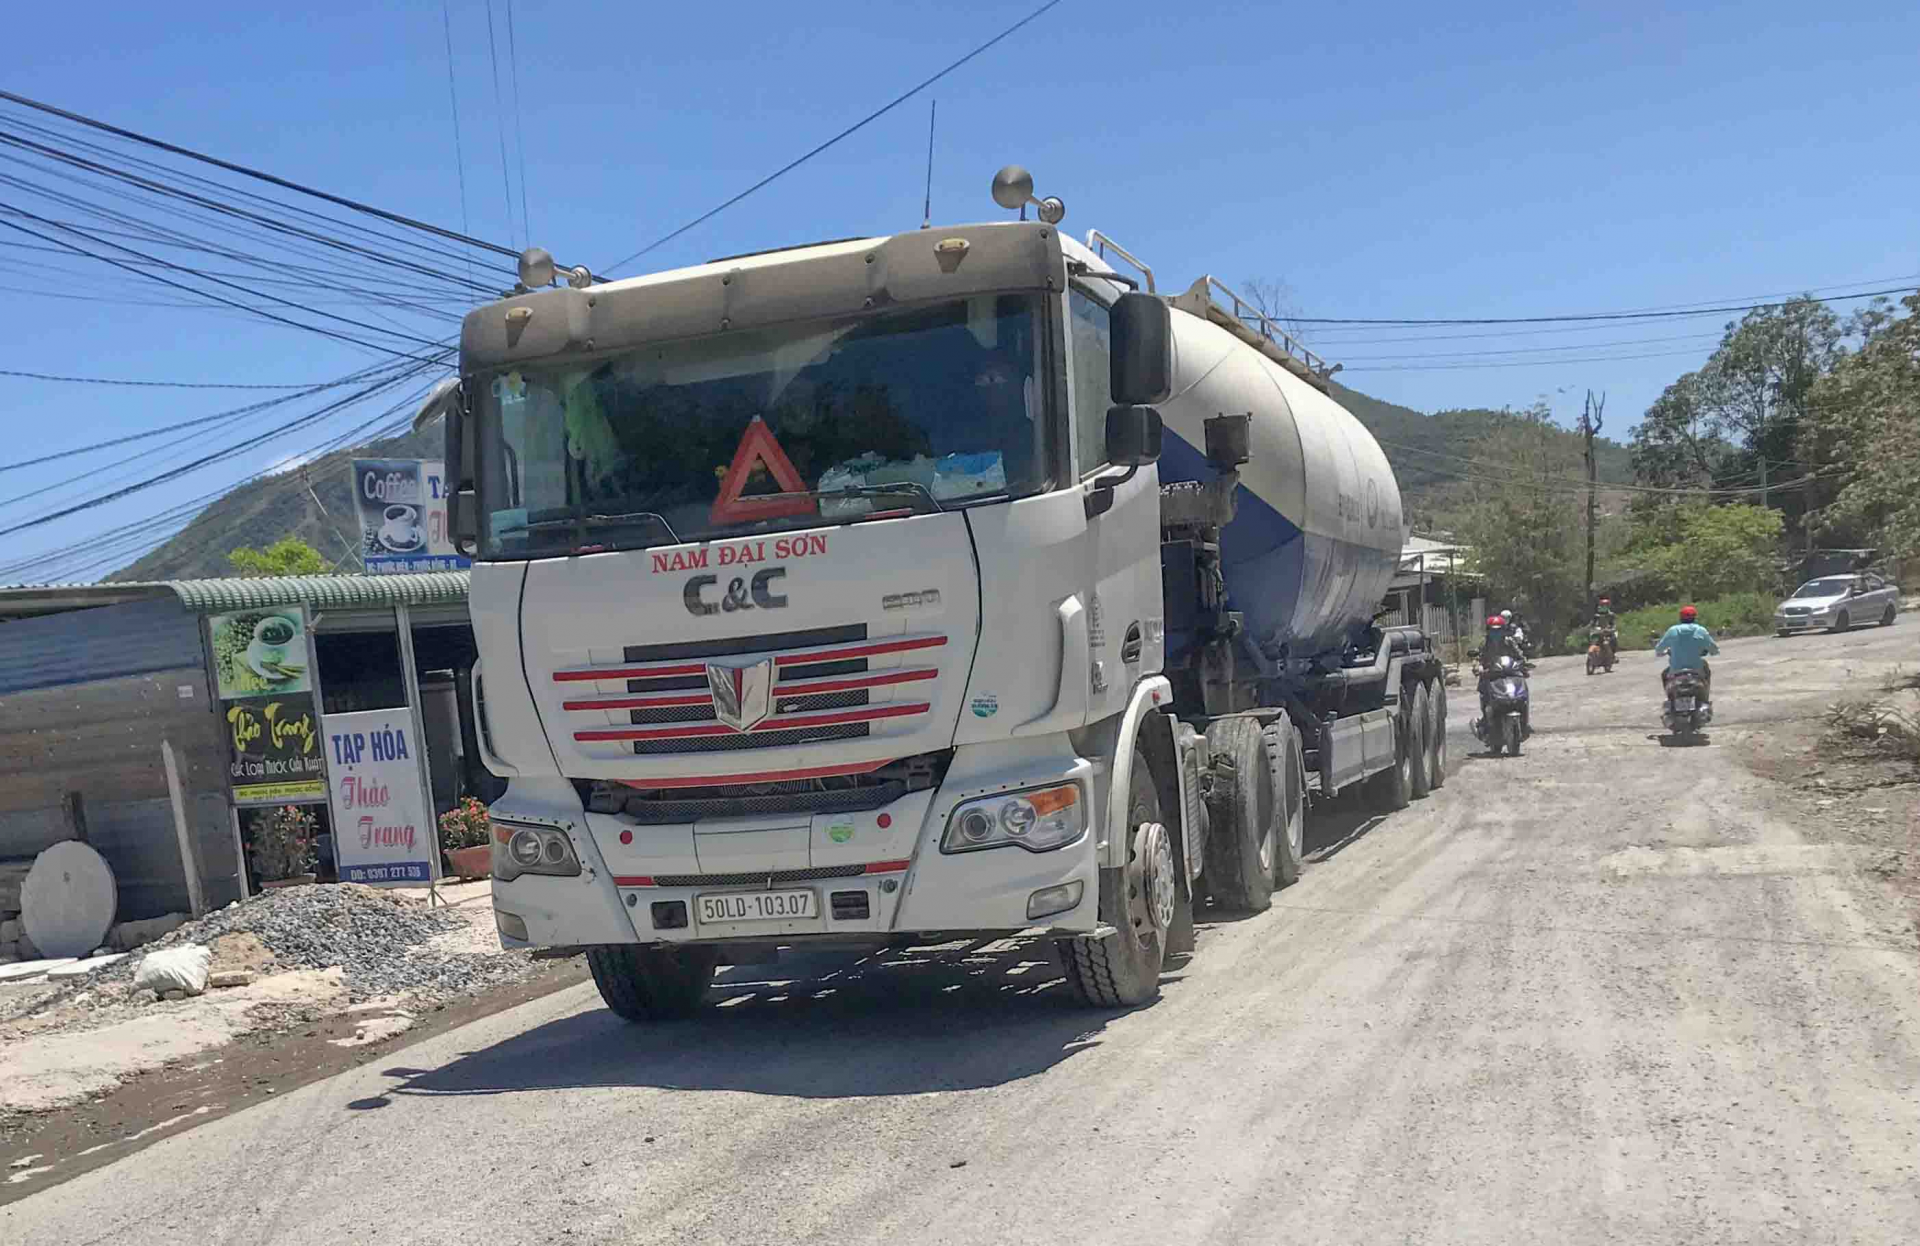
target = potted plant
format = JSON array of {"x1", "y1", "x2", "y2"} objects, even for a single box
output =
[
  {"x1": 249, "y1": 805, "x2": 318, "y2": 889},
  {"x1": 439, "y1": 796, "x2": 493, "y2": 881}
]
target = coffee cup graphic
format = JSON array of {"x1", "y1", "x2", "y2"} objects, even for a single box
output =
[{"x1": 379, "y1": 504, "x2": 422, "y2": 551}]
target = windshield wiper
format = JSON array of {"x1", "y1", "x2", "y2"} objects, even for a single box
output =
[
  {"x1": 518, "y1": 511, "x2": 682, "y2": 542},
  {"x1": 765, "y1": 483, "x2": 946, "y2": 514}
]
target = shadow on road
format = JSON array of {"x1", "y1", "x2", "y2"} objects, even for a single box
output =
[{"x1": 352, "y1": 938, "x2": 1139, "y2": 1107}]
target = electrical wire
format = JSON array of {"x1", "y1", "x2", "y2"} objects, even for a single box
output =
[
  {"x1": 1293, "y1": 284, "x2": 1919, "y2": 328},
  {"x1": 0, "y1": 369, "x2": 343, "y2": 390},
  {"x1": 483, "y1": 0, "x2": 517, "y2": 248},
  {"x1": 506, "y1": 0, "x2": 531, "y2": 242},
  {"x1": 0, "y1": 89, "x2": 522, "y2": 260},
  {"x1": 442, "y1": 0, "x2": 476, "y2": 287},
  {"x1": 600, "y1": 0, "x2": 1065, "y2": 275}
]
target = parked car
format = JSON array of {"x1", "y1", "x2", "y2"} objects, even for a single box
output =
[{"x1": 1774, "y1": 573, "x2": 1900, "y2": 635}]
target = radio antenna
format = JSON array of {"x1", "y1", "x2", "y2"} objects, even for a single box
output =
[{"x1": 921, "y1": 100, "x2": 938, "y2": 229}]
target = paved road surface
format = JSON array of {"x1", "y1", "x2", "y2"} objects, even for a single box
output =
[{"x1": 8, "y1": 622, "x2": 1918, "y2": 1245}]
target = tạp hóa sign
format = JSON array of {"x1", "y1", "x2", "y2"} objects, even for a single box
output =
[{"x1": 224, "y1": 693, "x2": 326, "y2": 805}]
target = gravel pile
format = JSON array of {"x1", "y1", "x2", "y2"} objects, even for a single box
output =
[{"x1": 112, "y1": 883, "x2": 537, "y2": 1004}]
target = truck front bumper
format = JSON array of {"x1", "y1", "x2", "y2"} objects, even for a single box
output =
[{"x1": 489, "y1": 744, "x2": 1102, "y2": 950}]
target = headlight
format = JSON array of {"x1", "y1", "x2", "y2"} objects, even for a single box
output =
[
  {"x1": 940, "y1": 782, "x2": 1085, "y2": 854},
  {"x1": 492, "y1": 820, "x2": 581, "y2": 881}
]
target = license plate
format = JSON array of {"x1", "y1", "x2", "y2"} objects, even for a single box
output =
[
  {"x1": 1784, "y1": 619, "x2": 1806, "y2": 628},
  {"x1": 696, "y1": 889, "x2": 816, "y2": 924},
  {"x1": 1675, "y1": 696, "x2": 1696, "y2": 710}
]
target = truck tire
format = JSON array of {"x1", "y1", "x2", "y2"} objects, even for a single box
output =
[
  {"x1": 1203, "y1": 717, "x2": 1276, "y2": 913},
  {"x1": 1057, "y1": 746, "x2": 1185, "y2": 1007},
  {"x1": 1407, "y1": 682, "x2": 1433, "y2": 799},
  {"x1": 1264, "y1": 721, "x2": 1305, "y2": 889},
  {"x1": 587, "y1": 944, "x2": 720, "y2": 1022},
  {"x1": 1368, "y1": 708, "x2": 1414, "y2": 812},
  {"x1": 1424, "y1": 677, "x2": 1448, "y2": 790}
]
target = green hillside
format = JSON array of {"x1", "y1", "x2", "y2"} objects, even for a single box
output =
[
  {"x1": 108, "y1": 425, "x2": 440, "y2": 583},
  {"x1": 104, "y1": 387, "x2": 1632, "y2": 582}
]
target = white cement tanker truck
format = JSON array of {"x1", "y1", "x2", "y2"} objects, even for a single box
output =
[{"x1": 415, "y1": 167, "x2": 1449, "y2": 1015}]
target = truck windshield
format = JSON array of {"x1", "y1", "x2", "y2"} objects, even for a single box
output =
[{"x1": 472, "y1": 293, "x2": 1050, "y2": 559}]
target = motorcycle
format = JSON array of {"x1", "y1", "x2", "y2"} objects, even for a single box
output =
[
  {"x1": 1471, "y1": 653, "x2": 1531, "y2": 756},
  {"x1": 1662, "y1": 667, "x2": 1713, "y2": 740},
  {"x1": 1585, "y1": 629, "x2": 1615, "y2": 675}
]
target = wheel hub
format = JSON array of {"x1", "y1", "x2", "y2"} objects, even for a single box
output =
[{"x1": 1129, "y1": 820, "x2": 1176, "y2": 936}]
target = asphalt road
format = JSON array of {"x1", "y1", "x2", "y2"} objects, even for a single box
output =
[{"x1": 8, "y1": 620, "x2": 1918, "y2": 1245}]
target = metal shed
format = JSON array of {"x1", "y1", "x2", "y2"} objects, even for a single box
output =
[{"x1": 0, "y1": 573, "x2": 473, "y2": 923}]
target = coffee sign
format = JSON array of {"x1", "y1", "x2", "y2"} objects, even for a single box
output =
[{"x1": 350, "y1": 458, "x2": 470, "y2": 575}]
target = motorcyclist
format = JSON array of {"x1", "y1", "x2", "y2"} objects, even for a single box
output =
[
  {"x1": 1499, "y1": 608, "x2": 1531, "y2": 654},
  {"x1": 1591, "y1": 598, "x2": 1619, "y2": 657},
  {"x1": 1478, "y1": 615, "x2": 1532, "y2": 737},
  {"x1": 1654, "y1": 604, "x2": 1719, "y2": 701}
]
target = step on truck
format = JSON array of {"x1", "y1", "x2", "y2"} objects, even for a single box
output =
[{"x1": 415, "y1": 166, "x2": 1448, "y2": 1017}]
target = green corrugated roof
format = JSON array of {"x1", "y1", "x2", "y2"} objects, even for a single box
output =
[{"x1": 156, "y1": 571, "x2": 470, "y2": 613}]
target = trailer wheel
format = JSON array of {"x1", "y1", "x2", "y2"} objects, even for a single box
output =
[
  {"x1": 1407, "y1": 682, "x2": 1433, "y2": 799},
  {"x1": 1424, "y1": 677, "x2": 1448, "y2": 790},
  {"x1": 1367, "y1": 706, "x2": 1414, "y2": 812},
  {"x1": 1264, "y1": 721, "x2": 1305, "y2": 889},
  {"x1": 587, "y1": 944, "x2": 720, "y2": 1022},
  {"x1": 1057, "y1": 746, "x2": 1183, "y2": 1007},
  {"x1": 1203, "y1": 717, "x2": 1276, "y2": 913}
]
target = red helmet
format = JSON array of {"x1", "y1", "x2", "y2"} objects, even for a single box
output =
[
  {"x1": 1487, "y1": 615, "x2": 1504, "y2": 628},
  {"x1": 1679, "y1": 605, "x2": 1698, "y2": 621},
  {"x1": 1599, "y1": 598, "x2": 1610, "y2": 606}
]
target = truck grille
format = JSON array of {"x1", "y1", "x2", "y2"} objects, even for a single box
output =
[{"x1": 554, "y1": 625, "x2": 945, "y2": 757}]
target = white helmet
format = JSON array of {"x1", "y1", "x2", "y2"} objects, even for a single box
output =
[{"x1": 1500, "y1": 609, "x2": 1513, "y2": 621}]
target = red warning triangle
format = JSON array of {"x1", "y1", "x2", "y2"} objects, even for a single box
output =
[{"x1": 710, "y1": 416, "x2": 817, "y2": 525}]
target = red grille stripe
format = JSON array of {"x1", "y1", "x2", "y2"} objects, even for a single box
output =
[
  {"x1": 562, "y1": 667, "x2": 936, "y2": 712},
  {"x1": 612, "y1": 759, "x2": 892, "y2": 791},
  {"x1": 575, "y1": 701, "x2": 929, "y2": 743},
  {"x1": 551, "y1": 634, "x2": 946, "y2": 684}
]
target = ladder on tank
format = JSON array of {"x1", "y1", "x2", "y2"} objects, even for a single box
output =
[{"x1": 1087, "y1": 230, "x2": 1339, "y2": 395}]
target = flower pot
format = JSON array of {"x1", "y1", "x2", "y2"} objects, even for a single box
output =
[
  {"x1": 262, "y1": 874, "x2": 317, "y2": 890},
  {"x1": 445, "y1": 845, "x2": 492, "y2": 881}
]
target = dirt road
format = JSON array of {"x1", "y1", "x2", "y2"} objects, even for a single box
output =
[{"x1": 6, "y1": 621, "x2": 1917, "y2": 1245}]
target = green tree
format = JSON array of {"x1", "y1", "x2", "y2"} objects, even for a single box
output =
[
  {"x1": 1806, "y1": 292, "x2": 1920, "y2": 561},
  {"x1": 227, "y1": 535, "x2": 328, "y2": 578},
  {"x1": 1638, "y1": 502, "x2": 1784, "y2": 600},
  {"x1": 1451, "y1": 402, "x2": 1585, "y2": 650}
]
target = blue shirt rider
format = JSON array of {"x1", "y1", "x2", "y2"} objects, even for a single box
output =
[{"x1": 1654, "y1": 605, "x2": 1719, "y2": 696}]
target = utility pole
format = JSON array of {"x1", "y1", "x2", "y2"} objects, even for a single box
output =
[{"x1": 1580, "y1": 390, "x2": 1605, "y2": 611}]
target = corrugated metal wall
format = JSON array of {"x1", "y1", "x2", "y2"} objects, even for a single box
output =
[
  {"x1": 0, "y1": 596, "x2": 202, "y2": 695},
  {"x1": 0, "y1": 600, "x2": 240, "y2": 919}
]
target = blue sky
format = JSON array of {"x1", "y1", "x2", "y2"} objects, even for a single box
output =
[{"x1": 4, "y1": 0, "x2": 1917, "y2": 580}]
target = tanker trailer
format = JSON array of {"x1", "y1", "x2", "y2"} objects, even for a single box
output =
[{"x1": 419, "y1": 173, "x2": 1450, "y2": 1016}]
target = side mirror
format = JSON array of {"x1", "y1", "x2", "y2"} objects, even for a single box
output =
[
  {"x1": 1105, "y1": 405, "x2": 1162, "y2": 468},
  {"x1": 1110, "y1": 291, "x2": 1172, "y2": 405},
  {"x1": 452, "y1": 487, "x2": 478, "y2": 556},
  {"x1": 412, "y1": 377, "x2": 463, "y2": 434}
]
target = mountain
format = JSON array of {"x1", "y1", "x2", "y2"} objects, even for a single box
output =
[
  {"x1": 108, "y1": 425, "x2": 441, "y2": 583},
  {"x1": 105, "y1": 388, "x2": 1634, "y2": 582},
  {"x1": 1329, "y1": 384, "x2": 1634, "y2": 526}
]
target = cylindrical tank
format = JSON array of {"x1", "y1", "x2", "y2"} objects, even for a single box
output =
[{"x1": 1157, "y1": 309, "x2": 1404, "y2": 661}]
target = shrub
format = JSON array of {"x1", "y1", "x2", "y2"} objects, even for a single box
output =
[
  {"x1": 248, "y1": 804, "x2": 317, "y2": 881},
  {"x1": 438, "y1": 796, "x2": 492, "y2": 851},
  {"x1": 1562, "y1": 592, "x2": 1777, "y2": 652}
]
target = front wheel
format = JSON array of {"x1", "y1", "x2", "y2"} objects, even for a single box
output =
[
  {"x1": 1882, "y1": 604, "x2": 1897, "y2": 627},
  {"x1": 1502, "y1": 715, "x2": 1522, "y2": 757},
  {"x1": 1057, "y1": 746, "x2": 1185, "y2": 1008},
  {"x1": 1832, "y1": 611, "x2": 1851, "y2": 634},
  {"x1": 587, "y1": 944, "x2": 720, "y2": 1022}
]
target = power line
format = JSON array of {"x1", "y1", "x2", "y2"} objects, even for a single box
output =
[
  {"x1": 0, "y1": 88, "x2": 521, "y2": 260},
  {"x1": 1294, "y1": 284, "x2": 1918, "y2": 328},
  {"x1": 506, "y1": 0, "x2": 531, "y2": 242},
  {"x1": 442, "y1": 0, "x2": 475, "y2": 287},
  {"x1": 601, "y1": 0, "x2": 1065, "y2": 275},
  {"x1": 1336, "y1": 331, "x2": 1722, "y2": 363},
  {"x1": 1305, "y1": 274, "x2": 1920, "y2": 343},
  {"x1": 0, "y1": 368, "x2": 336, "y2": 390},
  {"x1": 1341, "y1": 347, "x2": 1715, "y2": 374},
  {"x1": 483, "y1": 0, "x2": 517, "y2": 248}
]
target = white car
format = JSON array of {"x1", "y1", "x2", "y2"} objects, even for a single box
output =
[{"x1": 1774, "y1": 573, "x2": 1900, "y2": 635}]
